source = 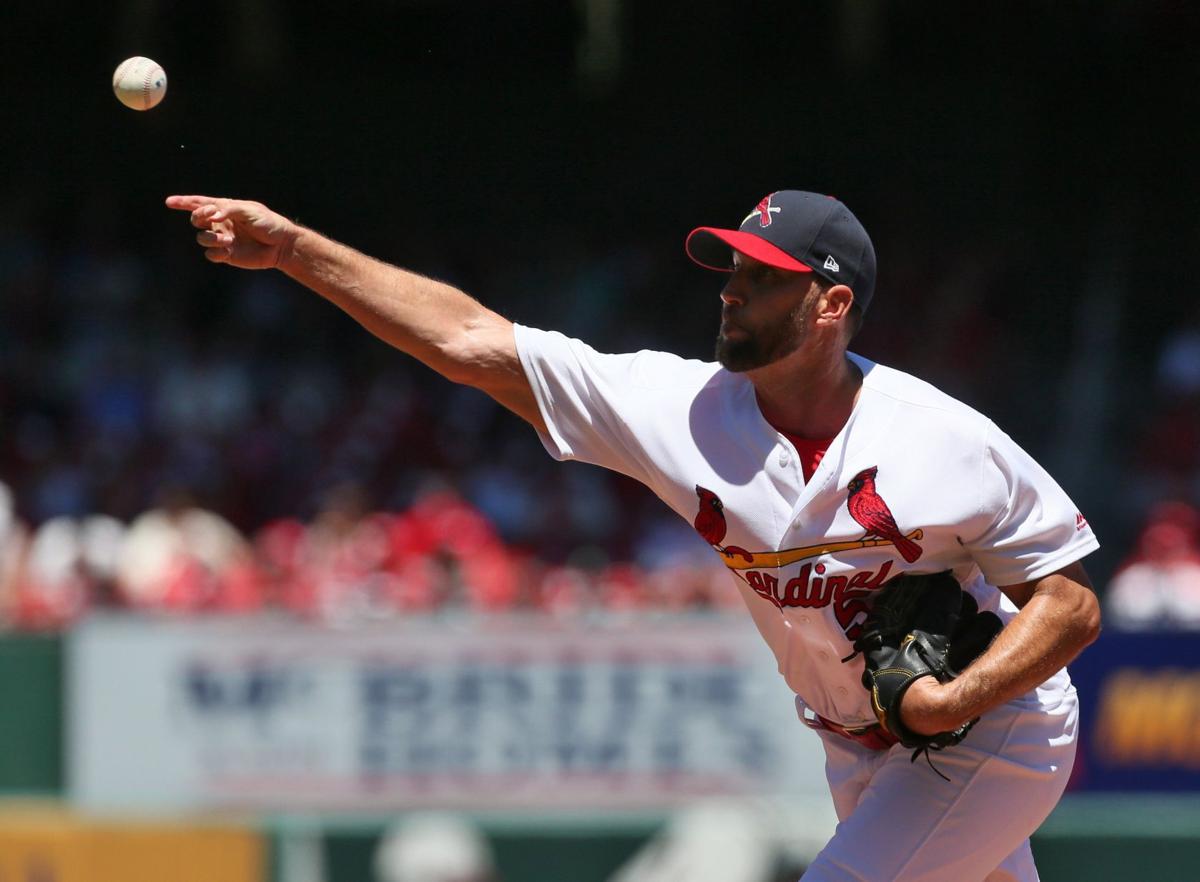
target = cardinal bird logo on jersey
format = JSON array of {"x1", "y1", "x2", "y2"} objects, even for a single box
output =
[
  {"x1": 846, "y1": 466, "x2": 923, "y2": 563},
  {"x1": 693, "y1": 486, "x2": 752, "y2": 562}
]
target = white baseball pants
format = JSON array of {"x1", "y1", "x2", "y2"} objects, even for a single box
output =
[{"x1": 797, "y1": 688, "x2": 1078, "y2": 881}]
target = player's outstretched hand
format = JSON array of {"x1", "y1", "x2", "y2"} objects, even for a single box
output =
[{"x1": 165, "y1": 195, "x2": 298, "y2": 270}]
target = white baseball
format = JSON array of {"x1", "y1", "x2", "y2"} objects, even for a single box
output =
[{"x1": 112, "y1": 57, "x2": 167, "y2": 111}]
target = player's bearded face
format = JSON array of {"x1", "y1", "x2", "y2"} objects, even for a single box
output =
[{"x1": 715, "y1": 264, "x2": 817, "y2": 372}]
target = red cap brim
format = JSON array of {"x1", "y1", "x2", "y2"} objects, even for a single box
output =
[{"x1": 685, "y1": 227, "x2": 814, "y2": 273}]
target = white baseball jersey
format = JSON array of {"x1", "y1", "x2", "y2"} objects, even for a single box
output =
[{"x1": 513, "y1": 324, "x2": 1100, "y2": 729}]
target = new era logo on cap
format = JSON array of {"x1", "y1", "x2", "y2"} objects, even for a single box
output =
[{"x1": 685, "y1": 190, "x2": 878, "y2": 313}]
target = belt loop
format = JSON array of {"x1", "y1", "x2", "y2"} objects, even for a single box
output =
[{"x1": 795, "y1": 696, "x2": 826, "y2": 732}]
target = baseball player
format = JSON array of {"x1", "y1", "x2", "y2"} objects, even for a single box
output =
[{"x1": 168, "y1": 189, "x2": 1101, "y2": 881}]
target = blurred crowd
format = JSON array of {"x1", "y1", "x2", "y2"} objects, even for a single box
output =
[
  {"x1": 1105, "y1": 501, "x2": 1200, "y2": 630},
  {"x1": 1104, "y1": 305, "x2": 1200, "y2": 629},
  {"x1": 0, "y1": 198, "x2": 748, "y2": 630},
  {"x1": 0, "y1": 477, "x2": 739, "y2": 630},
  {"x1": 1, "y1": 196, "x2": 1199, "y2": 631},
  {"x1": 7, "y1": 471, "x2": 1198, "y2": 631}
]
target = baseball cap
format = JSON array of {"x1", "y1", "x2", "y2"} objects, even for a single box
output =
[{"x1": 685, "y1": 190, "x2": 877, "y2": 313}]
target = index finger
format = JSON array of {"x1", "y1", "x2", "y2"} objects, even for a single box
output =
[{"x1": 165, "y1": 194, "x2": 229, "y2": 212}]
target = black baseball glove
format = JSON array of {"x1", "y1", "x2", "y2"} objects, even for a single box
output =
[{"x1": 844, "y1": 571, "x2": 1003, "y2": 766}]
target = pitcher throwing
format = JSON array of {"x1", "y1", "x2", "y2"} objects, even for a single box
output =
[{"x1": 168, "y1": 188, "x2": 1100, "y2": 881}]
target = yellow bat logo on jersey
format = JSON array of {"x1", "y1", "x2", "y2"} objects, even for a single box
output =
[{"x1": 715, "y1": 530, "x2": 924, "y2": 571}]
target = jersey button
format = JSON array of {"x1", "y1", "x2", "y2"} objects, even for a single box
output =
[
  {"x1": 837, "y1": 687, "x2": 849, "y2": 697},
  {"x1": 818, "y1": 650, "x2": 830, "y2": 662},
  {"x1": 778, "y1": 450, "x2": 790, "y2": 467},
  {"x1": 798, "y1": 615, "x2": 810, "y2": 624}
]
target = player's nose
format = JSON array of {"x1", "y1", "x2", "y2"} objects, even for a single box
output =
[{"x1": 719, "y1": 281, "x2": 745, "y2": 306}]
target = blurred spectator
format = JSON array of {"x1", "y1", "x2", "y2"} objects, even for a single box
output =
[
  {"x1": 254, "y1": 515, "x2": 310, "y2": 612},
  {"x1": 1126, "y1": 308, "x2": 1200, "y2": 516},
  {"x1": 595, "y1": 562, "x2": 650, "y2": 613},
  {"x1": 287, "y1": 481, "x2": 402, "y2": 625},
  {"x1": 0, "y1": 482, "x2": 30, "y2": 626},
  {"x1": 15, "y1": 513, "x2": 124, "y2": 628},
  {"x1": 537, "y1": 563, "x2": 597, "y2": 617},
  {"x1": 1105, "y1": 502, "x2": 1200, "y2": 629},
  {"x1": 1137, "y1": 399, "x2": 1200, "y2": 482},
  {"x1": 633, "y1": 513, "x2": 743, "y2": 611},
  {"x1": 1156, "y1": 308, "x2": 1200, "y2": 399},
  {"x1": 373, "y1": 812, "x2": 498, "y2": 882},
  {"x1": 114, "y1": 486, "x2": 260, "y2": 613},
  {"x1": 390, "y1": 484, "x2": 524, "y2": 612},
  {"x1": 153, "y1": 344, "x2": 254, "y2": 440},
  {"x1": 79, "y1": 513, "x2": 126, "y2": 601},
  {"x1": 645, "y1": 560, "x2": 741, "y2": 611}
]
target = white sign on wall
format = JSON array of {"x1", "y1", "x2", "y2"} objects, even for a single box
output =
[{"x1": 68, "y1": 613, "x2": 829, "y2": 812}]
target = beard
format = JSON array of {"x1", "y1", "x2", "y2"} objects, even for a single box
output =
[{"x1": 715, "y1": 302, "x2": 808, "y2": 372}]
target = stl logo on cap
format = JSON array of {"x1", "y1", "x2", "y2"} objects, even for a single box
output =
[{"x1": 743, "y1": 194, "x2": 781, "y2": 228}]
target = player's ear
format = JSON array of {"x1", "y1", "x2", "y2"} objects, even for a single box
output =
[{"x1": 815, "y1": 284, "x2": 855, "y2": 329}]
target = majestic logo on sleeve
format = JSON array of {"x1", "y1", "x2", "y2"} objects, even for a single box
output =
[
  {"x1": 742, "y1": 194, "x2": 781, "y2": 228},
  {"x1": 846, "y1": 467, "x2": 923, "y2": 563}
]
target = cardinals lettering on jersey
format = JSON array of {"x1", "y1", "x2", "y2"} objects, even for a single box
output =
[{"x1": 846, "y1": 466, "x2": 923, "y2": 563}]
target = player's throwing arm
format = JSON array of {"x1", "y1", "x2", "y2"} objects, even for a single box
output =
[{"x1": 165, "y1": 195, "x2": 545, "y2": 430}]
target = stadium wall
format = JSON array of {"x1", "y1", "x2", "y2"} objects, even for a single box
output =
[{"x1": 3, "y1": 629, "x2": 1200, "y2": 880}]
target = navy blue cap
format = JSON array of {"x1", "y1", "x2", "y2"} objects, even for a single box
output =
[{"x1": 686, "y1": 190, "x2": 877, "y2": 313}]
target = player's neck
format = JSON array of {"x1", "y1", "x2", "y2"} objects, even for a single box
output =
[{"x1": 750, "y1": 347, "x2": 862, "y2": 440}]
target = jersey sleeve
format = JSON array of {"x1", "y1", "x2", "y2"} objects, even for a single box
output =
[
  {"x1": 513, "y1": 324, "x2": 698, "y2": 488},
  {"x1": 961, "y1": 422, "x2": 1100, "y2": 586}
]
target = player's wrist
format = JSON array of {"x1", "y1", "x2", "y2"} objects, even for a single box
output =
[
  {"x1": 898, "y1": 677, "x2": 962, "y2": 736},
  {"x1": 273, "y1": 223, "x2": 309, "y2": 273}
]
